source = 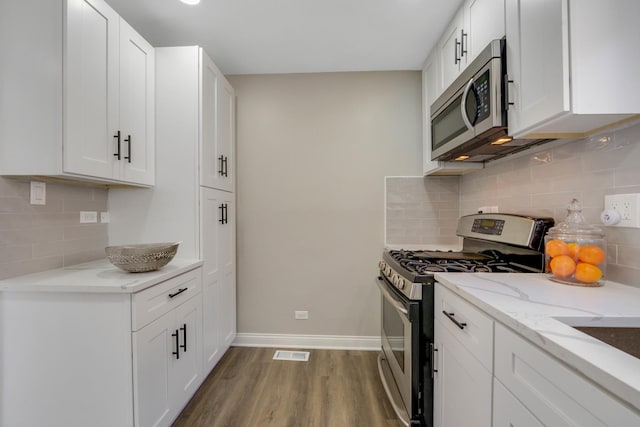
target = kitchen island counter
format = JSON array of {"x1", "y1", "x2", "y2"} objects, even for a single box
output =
[
  {"x1": 434, "y1": 272, "x2": 640, "y2": 413},
  {"x1": 0, "y1": 258, "x2": 203, "y2": 293}
]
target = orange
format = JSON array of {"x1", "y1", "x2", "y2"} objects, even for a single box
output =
[
  {"x1": 546, "y1": 240, "x2": 570, "y2": 258},
  {"x1": 567, "y1": 243, "x2": 581, "y2": 260},
  {"x1": 575, "y1": 262, "x2": 603, "y2": 284},
  {"x1": 578, "y1": 245, "x2": 606, "y2": 265},
  {"x1": 550, "y1": 255, "x2": 576, "y2": 278}
]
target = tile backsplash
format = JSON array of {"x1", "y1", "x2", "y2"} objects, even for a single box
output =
[
  {"x1": 0, "y1": 177, "x2": 108, "y2": 280},
  {"x1": 386, "y1": 176, "x2": 459, "y2": 246},
  {"x1": 386, "y1": 120, "x2": 640, "y2": 287}
]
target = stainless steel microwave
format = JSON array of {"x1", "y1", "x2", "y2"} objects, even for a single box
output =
[{"x1": 430, "y1": 39, "x2": 550, "y2": 162}]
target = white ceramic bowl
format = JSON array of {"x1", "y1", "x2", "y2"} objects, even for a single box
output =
[{"x1": 105, "y1": 242, "x2": 179, "y2": 273}]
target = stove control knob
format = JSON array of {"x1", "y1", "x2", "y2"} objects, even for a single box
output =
[
  {"x1": 378, "y1": 260, "x2": 386, "y2": 270},
  {"x1": 398, "y1": 278, "x2": 407, "y2": 290},
  {"x1": 385, "y1": 266, "x2": 393, "y2": 277}
]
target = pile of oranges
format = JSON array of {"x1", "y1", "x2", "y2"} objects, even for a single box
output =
[{"x1": 545, "y1": 240, "x2": 605, "y2": 285}]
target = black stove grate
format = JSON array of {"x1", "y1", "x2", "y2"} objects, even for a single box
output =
[{"x1": 388, "y1": 249, "x2": 532, "y2": 276}]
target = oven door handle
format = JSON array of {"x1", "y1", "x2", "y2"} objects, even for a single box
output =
[{"x1": 376, "y1": 276, "x2": 409, "y2": 317}]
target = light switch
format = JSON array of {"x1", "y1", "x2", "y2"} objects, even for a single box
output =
[{"x1": 30, "y1": 181, "x2": 46, "y2": 205}]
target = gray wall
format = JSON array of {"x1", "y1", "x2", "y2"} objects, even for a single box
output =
[
  {"x1": 227, "y1": 71, "x2": 423, "y2": 337},
  {"x1": 0, "y1": 177, "x2": 108, "y2": 280}
]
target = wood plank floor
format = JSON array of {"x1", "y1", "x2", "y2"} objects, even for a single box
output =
[{"x1": 172, "y1": 347, "x2": 404, "y2": 427}]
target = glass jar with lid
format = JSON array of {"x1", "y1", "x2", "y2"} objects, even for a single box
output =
[{"x1": 544, "y1": 199, "x2": 606, "y2": 287}]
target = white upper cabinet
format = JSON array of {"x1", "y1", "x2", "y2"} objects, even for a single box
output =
[
  {"x1": 200, "y1": 52, "x2": 235, "y2": 192},
  {"x1": 437, "y1": 0, "x2": 505, "y2": 96},
  {"x1": 0, "y1": 0, "x2": 154, "y2": 186},
  {"x1": 505, "y1": 0, "x2": 640, "y2": 138}
]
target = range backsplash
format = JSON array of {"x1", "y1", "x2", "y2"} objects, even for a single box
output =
[{"x1": 386, "y1": 120, "x2": 640, "y2": 287}]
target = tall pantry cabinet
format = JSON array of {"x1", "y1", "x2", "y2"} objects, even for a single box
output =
[{"x1": 109, "y1": 46, "x2": 236, "y2": 376}]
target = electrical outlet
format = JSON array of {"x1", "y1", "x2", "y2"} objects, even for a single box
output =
[
  {"x1": 604, "y1": 194, "x2": 640, "y2": 228},
  {"x1": 295, "y1": 310, "x2": 309, "y2": 320},
  {"x1": 30, "y1": 181, "x2": 46, "y2": 205},
  {"x1": 100, "y1": 212, "x2": 110, "y2": 223},
  {"x1": 80, "y1": 211, "x2": 98, "y2": 223}
]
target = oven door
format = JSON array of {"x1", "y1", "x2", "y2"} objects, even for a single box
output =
[{"x1": 376, "y1": 275, "x2": 421, "y2": 426}]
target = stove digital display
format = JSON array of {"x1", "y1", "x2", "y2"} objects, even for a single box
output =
[{"x1": 471, "y1": 218, "x2": 505, "y2": 235}]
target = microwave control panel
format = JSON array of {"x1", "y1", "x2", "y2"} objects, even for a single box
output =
[{"x1": 474, "y1": 69, "x2": 491, "y2": 122}]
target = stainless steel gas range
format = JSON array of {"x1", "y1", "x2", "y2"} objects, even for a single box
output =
[{"x1": 375, "y1": 213, "x2": 554, "y2": 427}]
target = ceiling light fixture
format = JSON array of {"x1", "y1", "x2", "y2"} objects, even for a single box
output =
[
  {"x1": 454, "y1": 155, "x2": 470, "y2": 161},
  {"x1": 179, "y1": 0, "x2": 200, "y2": 5}
]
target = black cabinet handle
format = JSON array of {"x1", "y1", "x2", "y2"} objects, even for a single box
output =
[
  {"x1": 180, "y1": 324, "x2": 187, "y2": 352},
  {"x1": 223, "y1": 156, "x2": 228, "y2": 177},
  {"x1": 460, "y1": 29, "x2": 467, "y2": 57},
  {"x1": 218, "y1": 155, "x2": 224, "y2": 176},
  {"x1": 172, "y1": 329, "x2": 180, "y2": 359},
  {"x1": 430, "y1": 342, "x2": 438, "y2": 377},
  {"x1": 168, "y1": 288, "x2": 188, "y2": 299},
  {"x1": 442, "y1": 310, "x2": 467, "y2": 330},
  {"x1": 123, "y1": 135, "x2": 131, "y2": 163},
  {"x1": 113, "y1": 130, "x2": 121, "y2": 160},
  {"x1": 224, "y1": 203, "x2": 228, "y2": 224},
  {"x1": 219, "y1": 204, "x2": 225, "y2": 224},
  {"x1": 454, "y1": 38, "x2": 461, "y2": 64},
  {"x1": 504, "y1": 74, "x2": 515, "y2": 110}
]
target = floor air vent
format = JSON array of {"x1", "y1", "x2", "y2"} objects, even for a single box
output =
[{"x1": 273, "y1": 350, "x2": 310, "y2": 362}]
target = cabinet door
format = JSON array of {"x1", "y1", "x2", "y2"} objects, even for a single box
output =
[
  {"x1": 438, "y1": 10, "x2": 464, "y2": 90},
  {"x1": 493, "y1": 379, "x2": 543, "y2": 427},
  {"x1": 433, "y1": 318, "x2": 492, "y2": 427},
  {"x1": 494, "y1": 323, "x2": 640, "y2": 426},
  {"x1": 119, "y1": 18, "x2": 155, "y2": 185},
  {"x1": 201, "y1": 187, "x2": 222, "y2": 373},
  {"x1": 216, "y1": 77, "x2": 235, "y2": 192},
  {"x1": 219, "y1": 193, "x2": 236, "y2": 350},
  {"x1": 200, "y1": 52, "x2": 234, "y2": 191},
  {"x1": 170, "y1": 295, "x2": 203, "y2": 411},
  {"x1": 64, "y1": 0, "x2": 119, "y2": 179},
  {"x1": 464, "y1": 0, "x2": 505, "y2": 63},
  {"x1": 505, "y1": 0, "x2": 570, "y2": 136},
  {"x1": 133, "y1": 308, "x2": 174, "y2": 427},
  {"x1": 200, "y1": 50, "x2": 220, "y2": 189}
]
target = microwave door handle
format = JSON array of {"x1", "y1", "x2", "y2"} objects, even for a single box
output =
[{"x1": 460, "y1": 78, "x2": 475, "y2": 131}]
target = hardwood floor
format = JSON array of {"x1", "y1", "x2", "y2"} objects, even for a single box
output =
[{"x1": 173, "y1": 347, "x2": 404, "y2": 427}]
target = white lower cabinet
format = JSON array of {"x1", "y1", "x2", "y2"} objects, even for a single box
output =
[
  {"x1": 493, "y1": 379, "x2": 543, "y2": 427},
  {"x1": 134, "y1": 294, "x2": 202, "y2": 427},
  {"x1": 435, "y1": 284, "x2": 640, "y2": 427},
  {"x1": 433, "y1": 285, "x2": 493, "y2": 427},
  {"x1": 0, "y1": 267, "x2": 202, "y2": 427},
  {"x1": 494, "y1": 323, "x2": 640, "y2": 427}
]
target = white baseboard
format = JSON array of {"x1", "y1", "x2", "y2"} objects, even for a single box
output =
[{"x1": 233, "y1": 333, "x2": 381, "y2": 351}]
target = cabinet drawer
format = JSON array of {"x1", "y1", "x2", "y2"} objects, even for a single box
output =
[
  {"x1": 494, "y1": 323, "x2": 640, "y2": 426},
  {"x1": 132, "y1": 268, "x2": 202, "y2": 331},
  {"x1": 434, "y1": 284, "x2": 493, "y2": 371}
]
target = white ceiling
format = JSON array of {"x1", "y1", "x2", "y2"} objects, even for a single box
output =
[{"x1": 106, "y1": 0, "x2": 463, "y2": 75}]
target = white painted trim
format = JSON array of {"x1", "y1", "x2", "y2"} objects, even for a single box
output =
[{"x1": 233, "y1": 333, "x2": 381, "y2": 351}]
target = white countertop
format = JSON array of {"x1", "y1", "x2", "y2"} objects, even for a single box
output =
[
  {"x1": 0, "y1": 258, "x2": 203, "y2": 293},
  {"x1": 434, "y1": 272, "x2": 640, "y2": 412}
]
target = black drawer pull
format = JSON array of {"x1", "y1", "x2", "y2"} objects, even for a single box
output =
[
  {"x1": 443, "y1": 310, "x2": 466, "y2": 330},
  {"x1": 168, "y1": 288, "x2": 188, "y2": 299}
]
